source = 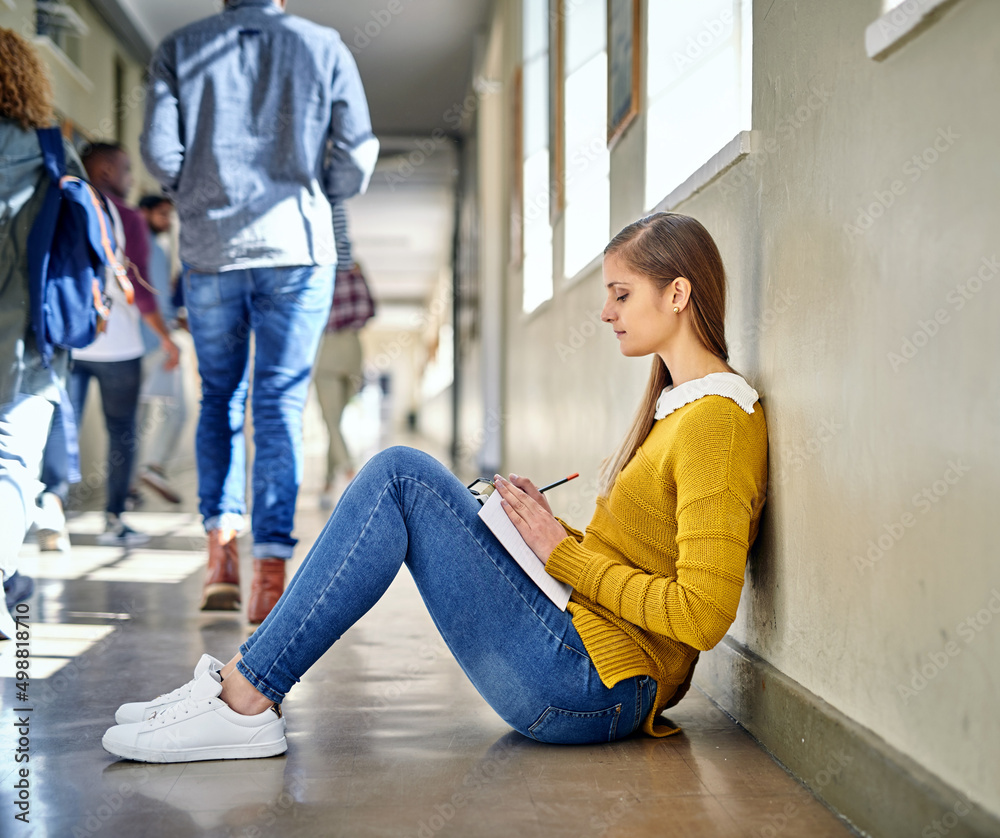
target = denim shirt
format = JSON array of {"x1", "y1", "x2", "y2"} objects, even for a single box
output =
[{"x1": 141, "y1": 0, "x2": 378, "y2": 273}]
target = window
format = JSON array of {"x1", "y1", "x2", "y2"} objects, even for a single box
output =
[
  {"x1": 561, "y1": 0, "x2": 610, "y2": 280},
  {"x1": 645, "y1": 0, "x2": 751, "y2": 208},
  {"x1": 521, "y1": 0, "x2": 554, "y2": 312},
  {"x1": 36, "y1": 0, "x2": 88, "y2": 64}
]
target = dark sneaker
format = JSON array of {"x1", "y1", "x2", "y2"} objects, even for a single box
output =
[{"x1": 97, "y1": 515, "x2": 151, "y2": 548}]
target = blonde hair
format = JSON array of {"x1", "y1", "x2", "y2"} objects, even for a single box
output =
[
  {"x1": 0, "y1": 28, "x2": 55, "y2": 131},
  {"x1": 597, "y1": 213, "x2": 732, "y2": 496}
]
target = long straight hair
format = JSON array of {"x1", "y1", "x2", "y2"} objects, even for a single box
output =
[{"x1": 597, "y1": 213, "x2": 731, "y2": 496}]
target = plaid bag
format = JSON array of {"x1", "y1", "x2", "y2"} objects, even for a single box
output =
[{"x1": 326, "y1": 263, "x2": 375, "y2": 331}]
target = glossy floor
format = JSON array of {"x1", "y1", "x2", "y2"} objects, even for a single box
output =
[{"x1": 1, "y1": 458, "x2": 857, "y2": 838}]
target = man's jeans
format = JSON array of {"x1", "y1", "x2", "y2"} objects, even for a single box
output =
[
  {"x1": 184, "y1": 265, "x2": 334, "y2": 559},
  {"x1": 42, "y1": 358, "x2": 143, "y2": 518},
  {"x1": 238, "y1": 447, "x2": 657, "y2": 743}
]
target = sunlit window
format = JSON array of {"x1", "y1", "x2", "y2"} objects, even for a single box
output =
[
  {"x1": 645, "y1": 0, "x2": 751, "y2": 207},
  {"x1": 521, "y1": 0, "x2": 554, "y2": 312},
  {"x1": 562, "y1": 0, "x2": 610, "y2": 280}
]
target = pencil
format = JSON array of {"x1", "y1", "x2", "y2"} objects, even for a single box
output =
[{"x1": 539, "y1": 473, "x2": 579, "y2": 493}]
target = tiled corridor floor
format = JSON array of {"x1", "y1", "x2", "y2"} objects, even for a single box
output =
[{"x1": 1, "y1": 447, "x2": 858, "y2": 838}]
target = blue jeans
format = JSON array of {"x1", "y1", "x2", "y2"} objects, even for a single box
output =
[
  {"x1": 0, "y1": 393, "x2": 55, "y2": 577},
  {"x1": 184, "y1": 265, "x2": 334, "y2": 559},
  {"x1": 42, "y1": 358, "x2": 142, "y2": 517},
  {"x1": 238, "y1": 447, "x2": 657, "y2": 744}
]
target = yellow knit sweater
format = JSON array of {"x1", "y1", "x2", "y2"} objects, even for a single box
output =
[{"x1": 545, "y1": 393, "x2": 768, "y2": 736}]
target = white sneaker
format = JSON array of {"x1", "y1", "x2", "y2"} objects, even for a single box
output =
[
  {"x1": 36, "y1": 492, "x2": 71, "y2": 552},
  {"x1": 102, "y1": 670, "x2": 286, "y2": 763},
  {"x1": 38, "y1": 529, "x2": 71, "y2": 552},
  {"x1": 114, "y1": 654, "x2": 225, "y2": 724}
]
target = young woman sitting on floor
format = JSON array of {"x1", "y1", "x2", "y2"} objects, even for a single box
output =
[{"x1": 102, "y1": 212, "x2": 768, "y2": 762}]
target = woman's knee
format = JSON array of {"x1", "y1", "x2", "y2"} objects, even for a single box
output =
[{"x1": 365, "y1": 445, "x2": 441, "y2": 477}]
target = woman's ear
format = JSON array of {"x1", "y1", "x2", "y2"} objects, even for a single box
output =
[{"x1": 671, "y1": 277, "x2": 692, "y2": 311}]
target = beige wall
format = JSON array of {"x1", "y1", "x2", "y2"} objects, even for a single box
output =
[
  {"x1": 1, "y1": 0, "x2": 154, "y2": 193},
  {"x1": 490, "y1": 0, "x2": 999, "y2": 819}
]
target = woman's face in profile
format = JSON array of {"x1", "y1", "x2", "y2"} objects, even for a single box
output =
[{"x1": 601, "y1": 255, "x2": 677, "y2": 359}]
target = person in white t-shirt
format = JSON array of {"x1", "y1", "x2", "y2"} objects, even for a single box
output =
[{"x1": 59, "y1": 144, "x2": 180, "y2": 546}]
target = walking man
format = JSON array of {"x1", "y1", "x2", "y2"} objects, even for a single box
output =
[
  {"x1": 134, "y1": 195, "x2": 185, "y2": 506},
  {"x1": 53, "y1": 143, "x2": 180, "y2": 547},
  {"x1": 141, "y1": 0, "x2": 378, "y2": 623}
]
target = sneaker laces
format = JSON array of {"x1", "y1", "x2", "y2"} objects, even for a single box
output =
[
  {"x1": 149, "y1": 691, "x2": 213, "y2": 725},
  {"x1": 151, "y1": 679, "x2": 196, "y2": 705}
]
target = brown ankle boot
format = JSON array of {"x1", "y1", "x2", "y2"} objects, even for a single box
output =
[
  {"x1": 247, "y1": 559, "x2": 285, "y2": 624},
  {"x1": 201, "y1": 528, "x2": 241, "y2": 611}
]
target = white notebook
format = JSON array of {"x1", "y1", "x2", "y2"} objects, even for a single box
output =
[{"x1": 477, "y1": 491, "x2": 573, "y2": 611}]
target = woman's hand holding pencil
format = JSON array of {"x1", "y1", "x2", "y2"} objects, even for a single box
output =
[{"x1": 494, "y1": 472, "x2": 579, "y2": 564}]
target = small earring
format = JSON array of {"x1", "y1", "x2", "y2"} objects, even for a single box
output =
[{"x1": 673, "y1": 306, "x2": 680, "y2": 314}]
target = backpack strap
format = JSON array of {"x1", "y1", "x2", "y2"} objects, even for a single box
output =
[
  {"x1": 30, "y1": 128, "x2": 67, "y2": 367},
  {"x1": 35, "y1": 126, "x2": 67, "y2": 182},
  {"x1": 70, "y1": 177, "x2": 136, "y2": 305}
]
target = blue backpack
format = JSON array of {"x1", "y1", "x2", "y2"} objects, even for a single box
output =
[
  {"x1": 28, "y1": 127, "x2": 133, "y2": 368},
  {"x1": 26, "y1": 127, "x2": 134, "y2": 482}
]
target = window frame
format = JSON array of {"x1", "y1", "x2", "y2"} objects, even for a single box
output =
[
  {"x1": 643, "y1": 0, "x2": 752, "y2": 211},
  {"x1": 865, "y1": 0, "x2": 963, "y2": 60},
  {"x1": 558, "y1": 0, "x2": 611, "y2": 283}
]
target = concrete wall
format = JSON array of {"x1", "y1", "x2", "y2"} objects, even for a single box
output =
[
  {"x1": 1, "y1": 0, "x2": 153, "y2": 189},
  {"x1": 489, "y1": 0, "x2": 999, "y2": 820}
]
